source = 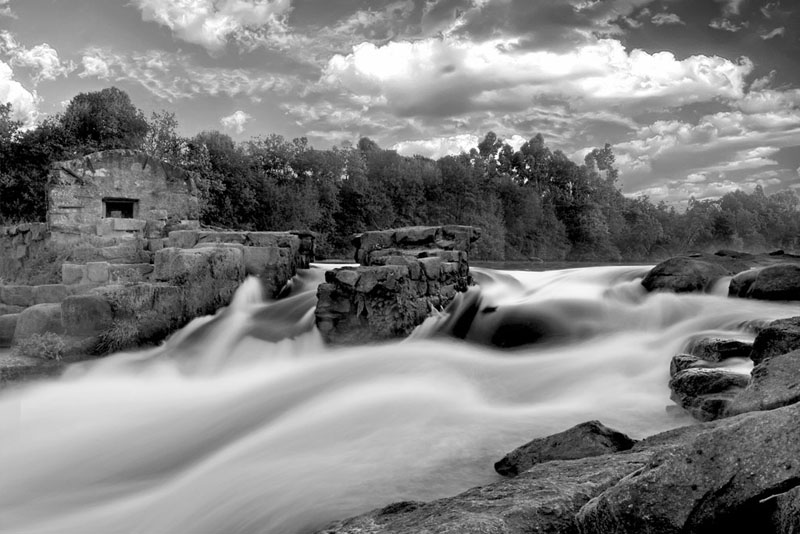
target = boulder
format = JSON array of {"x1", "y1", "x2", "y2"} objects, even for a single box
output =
[
  {"x1": 729, "y1": 268, "x2": 759, "y2": 297},
  {"x1": 641, "y1": 256, "x2": 732, "y2": 293},
  {"x1": 576, "y1": 403, "x2": 800, "y2": 533},
  {"x1": 318, "y1": 452, "x2": 650, "y2": 534},
  {"x1": 739, "y1": 264, "x2": 800, "y2": 301},
  {"x1": 727, "y1": 349, "x2": 800, "y2": 416},
  {"x1": 494, "y1": 420, "x2": 637, "y2": 477},
  {"x1": 669, "y1": 367, "x2": 750, "y2": 421},
  {"x1": 12, "y1": 303, "x2": 65, "y2": 341},
  {"x1": 61, "y1": 294, "x2": 113, "y2": 336},
  {"x1": 751, "y1": 317, "x2": 800, "y2": 364},
  {"x1": 687, "y1": 337, "x2": 752, "y2": 362}
]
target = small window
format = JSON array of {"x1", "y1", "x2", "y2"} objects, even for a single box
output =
[{"x1": 103, "y1": 198, "x2": 138, "y2": 219}]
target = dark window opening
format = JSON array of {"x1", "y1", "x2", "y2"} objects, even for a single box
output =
[{"x1": 103, "y1": 198, "x2": 138, "y2": 219}]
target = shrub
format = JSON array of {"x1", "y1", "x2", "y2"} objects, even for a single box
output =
[
  {"x1": 12, "y1": 332, "x2": 66, "y2": 361},
  {"x1": 93, "y1": 319, "x2": 140, "y2": 355}
]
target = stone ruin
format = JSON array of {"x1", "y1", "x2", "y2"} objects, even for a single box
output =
[{"x1": 315, "y1": 225, "x2": 481, "y2": 344}]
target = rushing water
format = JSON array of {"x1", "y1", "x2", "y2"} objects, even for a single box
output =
[{"x1": 1, "y1": 264, "x2": 798, "y2": 534}]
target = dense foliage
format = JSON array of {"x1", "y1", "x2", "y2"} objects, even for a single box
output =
[{"x1": 1, "y1": 88, "x2": 798, "y2": 260}]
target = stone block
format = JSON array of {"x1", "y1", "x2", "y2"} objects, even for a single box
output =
[
  {"x1": 419, "y1": 257, "x2": 443, "y2": 279},
  {"x1": 395, "y1": 226, "x2": 439, "y2": 246},
  {"x1": 96, "y1": 219, "x2": 115, "y2": 236},
  {"x1": 242, "y1": 246, "x2": 281, "y2": 277},
  {"x1": 33, "y1": 285, "x2": 69, "y2": 304},
  {"x1": 86, "y1": 262, "x2": 110, "y2": 283},
  {"x1": 108, "y1": 263, "x2": 154, "y2": 283},
  {"x1": 62, "y1": 264, "x2": 86, "y2": 285},
  {"x1": 197, "y1": 231, "x2": 246, "y2": 245},
  {"x1": 112, "y1": 218, "x2": 147, "y2": 232},
  {"x1": 147, "y1": 238, "x2": 167, "y2": 252},
  {"x1": 0, "y1": 313, "x2": 18, "y2": 347},
  {"x1": 61, "y1": 294, "x2": 113, "y2": 336},
  {"x1": 0, "y1": 285, "x2": 35, "y2": 307},
  {"x1": 0, "y1": 304, "x2": 25, "y2": 316},
  {"x1": 13, "y1": 303, "x2": 65, "y2": 341},
  {"x1": 168, "y1": 230, "x2": 199, "y2": 249},
  {"x1": 335, "y1": 268, "x2": 361, "y2": 288},
  {"x1": 145, "y1": 219, "x2": 166, "y2": 239},
  {"x1": 13, "y1": 244, "x2": 28, "y2": 259}
]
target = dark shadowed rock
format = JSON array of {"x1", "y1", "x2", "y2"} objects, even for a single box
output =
[
  {"x1": 494, "y1": 421, "x2": 637, "y2": 477},
  {"x1": 727, "y1": 349, "x2": 800, "y2": 416},
  {"x1": 61, "y1": 294, "x2": 113, "y2": 336},
  {"x1": 0, "y1": 313, "x2": 18, "y2": 347},
  {"x1": 769, "y1": 486, "x2": 800, "y2": 534},
  {"x1": 729, "y1": 268, "x2": 759, "y2": 297},
  {"x1": 669, "y1": 367, "x2": 750, "y2": 421},
  {"x1": 687, "y1": 337, "x2": 752, "y2": 362},
  {"x1": 670, "y1": 353, "x2": 703, "y2": 377},
  {"x1": 744, "y1": 264, "x2": 800, "y2": 301},
  {"x1": 576, "y1": 403, "x2": 800, "y2": 534},
  {"x1": 317, "y1": 452, "x2": 650, "y2": 534},
  {"x1": 641, "y1": 256, "x2": 732, "y2": 293},
  {"x1": 751, "y1": 317, "x2": 800, "y2": 364}
]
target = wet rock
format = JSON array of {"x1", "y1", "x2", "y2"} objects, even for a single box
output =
[
  {"x1": 494, "y1": 420, "x2": 636, "y2": 477},
  {"x1": 670, "y1": 353, "x2": 703, "y2": 377},
  {"x1": 576, "y1": 403, "x2": 800, "y2": 534},
  {"x1": 751, "y1": 317, "x2": 800, "y2": 364},
  {"x1": 727, "y1": 349, "x2": 800, "y2": 416},
  {"x1": 737, "y1": 264, "x2": 800, "y2": 301},
  {"x1": 687, "y1": 337, "x2": 752, "y2": 362},
  {"x1": 641, "y1": 256, "x2": 733, "y2": 293},
  {"x1": 318, "y1": 452, "x2": 650, "y2": 534},
  {"x1": 729, "y1": 268, "x2": 759, "y2": 297},
  {"x1": 669, "y1": 367, "x2": 750, "y2": 421}
]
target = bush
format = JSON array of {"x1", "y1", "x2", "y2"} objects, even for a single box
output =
[
  {"x1": 93, "y1": 319, "x2": 139, "y2": 355},
  {"x1": 12, "y1": 332, "x2": 66, "y2": 361}
]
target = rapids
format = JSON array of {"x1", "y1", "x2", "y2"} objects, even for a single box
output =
[{"x1": 1, "y1": 264, "x2": 797, "y2": 534}]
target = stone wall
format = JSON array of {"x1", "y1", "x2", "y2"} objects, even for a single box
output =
[
  {"x1": 316, "y1": 225, "x2": 480, "y2": 344},
  {"x1": 48, "y1": 150, "x2": 199, "y2": 240},
  {"x1": 0, "y1": 223, "x2": 49, "y2": 281}
]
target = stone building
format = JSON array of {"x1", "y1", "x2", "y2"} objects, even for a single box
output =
[{"x1": 48, "y1": 149, "x2": 199, "y2": 241}]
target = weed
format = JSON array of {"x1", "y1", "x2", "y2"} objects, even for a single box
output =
[{"x1": 12, "y1": 332, "x2": 66, "y2": 361}]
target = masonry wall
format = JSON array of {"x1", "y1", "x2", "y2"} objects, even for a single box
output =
[
  {"x1": 0, "y1": 223, "x2": 50, "y2": 282},
  {"x1": 48, "y1": 149, "x2": 199, "y2": 238}
]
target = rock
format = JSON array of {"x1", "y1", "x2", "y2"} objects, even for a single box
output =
[
  {"x1": 86, "y1": 262, "x2": 110, "y2": 283},
  {"x1": 61, "y1": 264, "x2": 85, "y2": 285},
  {"x1": 576, "y1": 403, "x2": 800, "y2": 533},
  {"x1": 0, "y1": 352, "x2": 63, "y2": 387},
  {"x1": 0, "y1": 285, "x2": 35, "y2": 307},
  {"x1": 318, "y1": 452, "x2": 650, "y2": 534},
  {"x1": 769, "y1": 486, "x2": 800, "y2": 533},
  {"x1": 727, "y1": 349, "x2": 800, "y2": 415},
  {"x1": 641, "y1": 256, "x2": 732, "y2": 293},
  {"x1": 669, "y1": 367, "x2": 750, "y2": 421},
  {"x1": 61, "y1": 294, "x2": 113, "y2": 336},
  {"x1": 0, "y1": 304, "x2": 25, "y2": 316},
  {"x1": 729, "y1": 268, "x2": 759, "y2": 297},
  {"x1": 494, "y1": 420, "x2": 637, "y2": 477},
  {"x1": 670, "y1": 353, "x2": 703, "y2": 377},
  {"x1": 197, "y1": 231, "x2": 246, "y2": 245},
  {"x1": 751, "y1": 317, "x2": 800, "y2": 364},
  {"x1": 0, "y1": 313, "x2": 18, "y2": 347},
  {"x1": 32, "y1": 284, "x2": 69, "y2": 304},
  {"x1": 687, "y1": 337, "x2": 752, "y2": 362},
  {"x1": 742, "y1": 264, "x2": 800, "y2": 301},
  {"x1": 12, "y1": 303, "x2": 65, "y2": 342},
  {"x1": 168, "y1": 230, "x2": 199, "y2": 249}
]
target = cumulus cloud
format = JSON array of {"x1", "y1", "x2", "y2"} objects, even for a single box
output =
[
  {"x1": 651, "y1": 12, "x2": 684, "y2": 26},
  {"x1": 321, "y1": 37, "x2": 752, "y2": 118},
  {"x1": 393, "y1": 134, "x2": 480, "y2": 158},
  {"x1": 0, "y1": 60, "x2": 38, "y2": 126},
  {"x1": 133, "y1": 0, "x2": 292, "y2": 52},
  {"x1": 0, "y1": 0, "x2": 14, "y2": 18},
  {"x1": 709, "y1": 18, "x2": 747, "y2": 32},
  {"x1": 78, "y1": 48, "x2": 296, "y2": 100},
  {"x1": 0, "y1": 31, "x2": 74, "y2": 83},
  {"x1": 220, "y1": 110, "x2": 252, "y2": 134}
]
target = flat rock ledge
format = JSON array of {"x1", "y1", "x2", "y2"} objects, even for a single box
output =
[{"x1": 315, "y1": 226, "x2": 480, "y2": 344}]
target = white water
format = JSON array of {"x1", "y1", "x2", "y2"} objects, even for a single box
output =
[{"x1": 1, "y1": 265, "x2": 798, "y2": 534}]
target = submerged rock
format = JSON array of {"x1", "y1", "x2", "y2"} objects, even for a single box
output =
[
  {"x1": 494, "y1": 420, "x2": 637, "y2": 477},
  {"x1": 686, "y1": 337, "x2": 752, "y2": 362}
]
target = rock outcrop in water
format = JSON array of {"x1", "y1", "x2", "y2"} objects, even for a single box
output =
[{"x1": 315, "y1": 226, "x2": 480, "y2": 344}]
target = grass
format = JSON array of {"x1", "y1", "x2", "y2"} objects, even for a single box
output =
[
  {"x1": 92, "y1": 319, "x2": 140, "y2": 355},
  {"x1": 12, "y1": 332, "x2": 66, "y2": 361}
]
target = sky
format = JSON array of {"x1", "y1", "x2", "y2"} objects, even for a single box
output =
[{"x1": 0, "y1": 0, "x2": 798, "y2": 204}]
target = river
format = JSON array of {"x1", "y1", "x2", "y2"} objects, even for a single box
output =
[{"x1": 0, "y1": 264, "x2": 796, "y2": 533}]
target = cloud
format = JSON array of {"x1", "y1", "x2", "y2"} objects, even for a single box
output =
[
  {"x1": 0, "y1": 60, "x2": 38, "y2": 127},
  {"x1": 0, "y1": 31, "x2": 74, "y2": 84},
  {"x1": 393, "y1": 134, "x2": 480, "y2": 158},
  {"x1": 321, "y1": 37, "x2": 752, "y2": 119},
  {"x1": 715, "y1": 0, "x2": 744, "y2": 16},
  {"x1": 133, "y1": 0, "x2": 292, "y2": 52},
  {"x1": 220, "y1": 110, "x2": 252, "y2": 134},
  {"x1": 651, "y1": 12, "x2": 684, "y2": 26},
  {"x1": 709, "y1": 18, "x2": 747, "y2": 32},
  {"x1": 0, "y1": 0, "x2": 14, "y2": 18},
  {"x1": 760, "y1": 27, "x2": 785, "y2": 40},
  {"x1": 78, "y1": 48, "x2": 296, "y2": 100}
]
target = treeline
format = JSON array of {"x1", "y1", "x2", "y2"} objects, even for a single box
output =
[{"x1": 1, "y1": 87, "x2": 798, "y2": 260}]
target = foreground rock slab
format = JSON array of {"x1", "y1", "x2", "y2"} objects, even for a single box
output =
[{"x1": 494, "y1": 420, "x2": 636, "y2": 477}]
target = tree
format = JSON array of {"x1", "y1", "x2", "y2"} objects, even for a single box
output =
[{"x1": 60, "y1": 87, "x2": 148, "y2": 155}]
